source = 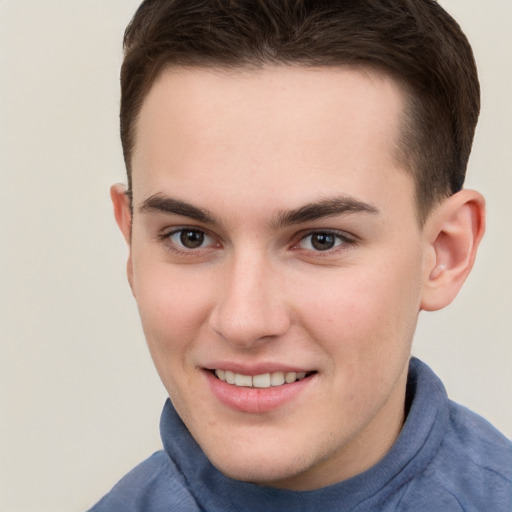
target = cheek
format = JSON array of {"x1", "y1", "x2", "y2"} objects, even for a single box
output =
[
  {"x1": 132, "y1": 258, "x2": 213, "y2": 364},
  {"x1": 295, "y1": 255, "x2": 422, "y2": 362}
]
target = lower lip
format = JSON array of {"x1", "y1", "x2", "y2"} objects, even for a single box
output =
[{"x1": 204, "y1": 370, "x2": 314, "y2": 414}]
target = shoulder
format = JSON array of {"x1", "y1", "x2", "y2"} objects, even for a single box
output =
[
  {"x1": 394, "y1": 360, "x2": 512, "y2": 511},
  {"x1": 443, "y1": 402, "x2": 512, "y2": 490},
  {"x1": 88, "y1": 451, "x2": 200, "y2": 512},
  {"x1": 402, "y1": 401, "x2": 512, "y2": 512}
]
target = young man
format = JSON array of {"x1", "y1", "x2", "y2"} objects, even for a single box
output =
[{"x1": 90, "y1": 0, "x2": 512, "y2": 510}]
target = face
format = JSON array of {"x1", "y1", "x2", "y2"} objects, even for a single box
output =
[{"x1": 123, "y1": 66, "x2": 432, "y2": 490}]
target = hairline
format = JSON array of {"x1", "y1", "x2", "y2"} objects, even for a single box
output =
[{"x1": 126, "y1": 61, "x2": 440, "y2": 228}]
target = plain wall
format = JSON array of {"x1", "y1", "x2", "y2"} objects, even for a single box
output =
[{"x1": 0, "y1": 1, "x2": 510, "y2": 511}]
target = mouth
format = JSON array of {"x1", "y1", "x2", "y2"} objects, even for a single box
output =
[
  {"x1": 205, "y1": 367, "x2": 317, "y2": 413},
  {"x1": 211, "y1": 369, "x2": 315, "y2": 388}
]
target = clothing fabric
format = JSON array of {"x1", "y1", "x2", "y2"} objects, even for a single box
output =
[{"x1": 89, "y1": 358, "x2": 512, "y2": 511}]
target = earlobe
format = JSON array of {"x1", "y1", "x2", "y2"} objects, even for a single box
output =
[
  {"x1": 110, "y1": 183, "x2": 135, "y2": 293},
  {"x1": 420, "y1": 190, "x2": 485, "y2": 312}
]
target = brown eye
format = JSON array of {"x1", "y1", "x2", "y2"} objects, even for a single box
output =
[
  {"x1": 310, "y1": 233, "x2": 336, "y2": 250},
  {"x1": 163, "y1": 227, "x2": 220, "y2": 256},
  {"x1": 179, "y1": 230, "x2": 205, "y2": 248},
  {"x1": 167, "y1": 229, "x2": 212, "y2": 250},
  {"x1": 298, "y1": 232, "x2": 344, "y2": 251}
]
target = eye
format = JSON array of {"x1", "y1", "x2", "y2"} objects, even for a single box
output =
[
  {"x1": 297, "y1": 231, "x2": 345, "y2": 251},
  {"x1": 167, "y1": 228, "x2": 215, "y2": 250}
]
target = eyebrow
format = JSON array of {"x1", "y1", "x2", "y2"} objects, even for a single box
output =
[
  {"x1": 272, "y1": 196, "x2": 379, "y2": 228},
  {"x1": 139, "y1": 193, "x2": 379, "y2": 227},
  {"x1": 139, "y1": 194, "x2": 218, "y2": 225}
]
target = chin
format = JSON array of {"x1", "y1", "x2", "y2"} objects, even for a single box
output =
[{"x1": 202, "y1": 437, "x2": 319, "y2": 489}]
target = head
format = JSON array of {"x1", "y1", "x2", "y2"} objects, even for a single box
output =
[
  {"x1": 120, "y1": 0, "x2": 480, "y2": 224},
  {"x1": 112, "y1": 0, "x2": 485, "y2": 490}
]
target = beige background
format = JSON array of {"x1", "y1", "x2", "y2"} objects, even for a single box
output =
[{"x1": 1, "y1": 1, "x2": 511, "y2": 510}]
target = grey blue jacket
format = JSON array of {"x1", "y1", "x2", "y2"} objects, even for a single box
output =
[{"x1": 89, "y1": 358, "x2": 512, "y2": 511}]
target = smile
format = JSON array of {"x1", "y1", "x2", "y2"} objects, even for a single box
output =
[
  {"x1": 214, "y1": 369, "x2": 310, "y2": 388},
  {"x1": 206, "y1": 367, "x2": 316, "y2": 413}
]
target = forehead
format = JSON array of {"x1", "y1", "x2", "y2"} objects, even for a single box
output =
[{"x1": 131, "y1": 66, "x2": 412, "y2": 215}]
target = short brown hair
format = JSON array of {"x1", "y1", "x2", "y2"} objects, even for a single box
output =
[{"x1": 121, "y1": 0, "x2": 480, "y2": 222}]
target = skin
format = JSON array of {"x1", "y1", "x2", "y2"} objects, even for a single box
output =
[{"x1": 112, "y1": 66, "x2": 485, "y2": 490}]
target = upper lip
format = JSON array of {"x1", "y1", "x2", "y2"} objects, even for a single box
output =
[{"x1": 203, "y1": 362, "x2": 314, "y2": 376}]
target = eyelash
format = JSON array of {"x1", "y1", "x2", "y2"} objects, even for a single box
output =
[
  {"x1": 157, "y1": 227, "x2": 357, "y2": 257},
  {"x1": 292, "y1": 230, "x2": 356, "y2": 255},
  {"x1": 158, "y1": 227, "x2": 220, "y2": 256}
]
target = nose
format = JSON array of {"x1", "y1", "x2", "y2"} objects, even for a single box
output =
[{"x1": 208, "y1": 252, "x2": 291, "y2": 348}]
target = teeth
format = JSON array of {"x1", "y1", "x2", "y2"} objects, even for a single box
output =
[
  {"x1": 234, "y1": 373, "x2": 252, "y2": 387},
  {"x1": 252, "y1": 373, "x2": 271, "y2": 388},
  {"x1": 270, "y1": 371, "x2": 285, "y2": 386},
  {"x1": 214, "y1": 369, "x2": 308, "y2": 388},
  {"x1": 285, "y1": 371, "x2": 297, "y2": 384}
]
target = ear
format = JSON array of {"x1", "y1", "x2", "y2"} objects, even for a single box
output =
[
  {"x1": 420, "y1": 189, "x2": 486, "y2": 312},
  {"x1": 110, "y1": 183, "x2": 134, "y2": 293}
]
